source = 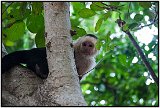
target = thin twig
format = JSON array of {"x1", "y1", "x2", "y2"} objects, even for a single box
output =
[
  {"x1": 136, "y1": 21, "x2": 157, "y2": 30},
  {"x1": 100, "y1": 2, "x2": 123, "y2": 11},
  {"x1": 134, "y1": 19, "x2": 158, "y2": 31},
  {"x1": 134, "y1": 13, "x2": 158, "y2": 31},
  {"x1": 2, "y1": 2, "x2": 13, "y2": 15}
]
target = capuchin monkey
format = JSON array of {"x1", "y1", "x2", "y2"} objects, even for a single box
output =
[{"x1": 2, "y1": 34, "x2": 98, "y2": 80}]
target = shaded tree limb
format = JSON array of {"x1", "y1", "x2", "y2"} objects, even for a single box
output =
[
  {"x1": 123, "y1": 30, "x2": 158, "y2": 86},
  {"x1": 116, "y1": 18, "x2": 158, "y2": 86}
]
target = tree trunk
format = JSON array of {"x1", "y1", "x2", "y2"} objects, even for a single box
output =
[{"x1": 2, "y1": 2, "x2": 87, "y2": 106}]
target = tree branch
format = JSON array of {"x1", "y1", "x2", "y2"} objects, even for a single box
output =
[
  {"x1": 94, "y1": 2, "x2": 123, "y2": 12},
  {"x1": 124, "y1": 30, "x2": 158, "y2": 86},
  {"x1": 115, "y1": 18, "x2": 158, "y2": 86}
]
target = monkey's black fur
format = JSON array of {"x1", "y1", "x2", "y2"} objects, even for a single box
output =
[
  {"x1": 2, "y1": 48, "x2": 49, "y2": 79},
  {"x1": 2, "y1": 34, "x2": 97, "y2": 79},
  {"x1": 86, "y1": 34, "x2": 98, "y2": 39}
]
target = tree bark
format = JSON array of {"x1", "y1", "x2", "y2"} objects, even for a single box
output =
[
  {"x1": 31, "y1": 2, "x2": 86, "y2": 106},
  {"x1": 2, "y1": 2, "x2": 87, "y2": 106}
]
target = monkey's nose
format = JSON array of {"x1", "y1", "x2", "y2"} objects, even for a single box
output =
[{"x1": 82, "y1": 42, "x2": 93, "y2": 47}]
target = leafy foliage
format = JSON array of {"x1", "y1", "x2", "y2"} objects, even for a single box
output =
[
  {"x1": 78, "y1": 8, "x2": 96, "y2": 18},
  {"x1": 95, "y1": 18, "x2": 103, "y2": 32},
  {"x1": 3, "y1": 21, "x2": 25, "y2": 41},
  {"x1": 2, "y1": 2, "x2": 44, "y2": 51},
  {"x1": 2, "y1": 2, "x2": 158, "y2": 106},
  {"x1": 26, "y1": 14, "x2": 44, "y2": 33}
]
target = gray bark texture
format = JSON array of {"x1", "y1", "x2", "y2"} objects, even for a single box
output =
[{"x1": 2, "y1": 2, "x2": 87, "y2": 106}]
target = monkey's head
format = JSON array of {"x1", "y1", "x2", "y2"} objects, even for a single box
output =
[{"x1": 79, "y1": 34, "x2": 98, "y2": 57}]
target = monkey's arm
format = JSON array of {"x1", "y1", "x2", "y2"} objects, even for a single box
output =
[{"x1": 2, "y1": 48, "x2": 49, "y2": 79}]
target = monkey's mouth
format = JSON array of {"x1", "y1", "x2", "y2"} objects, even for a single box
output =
[{"x1": 82, "y1": 50, "x2": 93, "y2": 56}]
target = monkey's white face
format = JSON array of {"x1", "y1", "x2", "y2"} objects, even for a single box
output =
[{"x1": 80, "y1": 36, "x2": 97, "y2": 57}]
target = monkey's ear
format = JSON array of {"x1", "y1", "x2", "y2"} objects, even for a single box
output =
[{"x1": 70, "y1": 30, "x2": 77, "y2": 36}]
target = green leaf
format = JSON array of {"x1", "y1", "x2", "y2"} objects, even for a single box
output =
[
  {"x1": 143, "y1": 9, "x2": 154, "y2": 19},
  {"x1": 71, "y1": 2, "x2": 85, "y2": 13},
  {"x1": 110, "y1": 44, "x2": 116, "y2": 50},
  {"x1": 134, "y1": 14, "x2": 143, "y2": 22},
  {"x1": 78, "y1": 8, "x2": 96, "y2": 18},
  {"x1": 72, "y1": 27, "x2": 86, "y2": 40},
  {"x1": 35, "y1": 27, "x2": 45, "y2": 48},
  {"x1": 122, "y1": 24, "x2": 129, "y2": 31},
  {"x1": 96, "y1": 40, "x2": 102, "y2": 50},
  {"x1": 93, "y1": 2, "x2": 104, "y2": 7},
  {"x1": 131, "y1": 2, "x2": 142, "y2": 12},
  {"x1": 32, "y1": 2, "x2": 43, "y2": 15},
  {"x1": 103, "y1": 12, "x2": 111, "y2": 20},
  {"x1": 106, "y1": 45, "x2": 110, "y2": 52},
  {"x1": 139, "y1": 2, "x2": 151, "y2": 9},
  {"x1": 95, "y1": 18, "x2": 103, "y2": 32},
  {"x1": 9, "y1": 3, "x2": 30, "y2": 20},
  {"x1": 26, "y1": 14, "x2": 44, "y2": 33},
  {"x1": 4, "y1": 21, "x2": 25, "y2": 41},
  {"x1": 10, "y1": 9, "x2": 22, "y2": 20},
  {"x1": 90, "y1": 2, "x2": 104, "y2": 11},
  {"x1": 5, "y1": 40, "x2": 15, "y2": 46},
  {"x1": 70, "y1": 17, "x2": 80, "y2": 28},
  {"x1": 110, "y1": 2, "x2": 120, "y2": 6},
  {"x1": 118, "y1": 54, "x2": 127, "y2": 66},
  {"x1": 20, "y1": 2, "x2": 31, "y2": 19},
  {"x1": 2, "y1": 3, "x2": 6, "y2": 13},
  {"x1": 128, "y1": 23, "x2": 138, "y2": 29},
  {"x1": 106, "y1": 31, "x2": 111, "y2": 44}
]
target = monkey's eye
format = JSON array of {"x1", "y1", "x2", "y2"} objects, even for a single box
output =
[
  {"x1": 82, "y1": 42, "x2": 93, "y2": 47},
  {"x1": 82, "y1": 43, "x2": 87, "y2": 46},
  {"x1": 89, "y1": 45, "x2": 93, "y2": 47}
]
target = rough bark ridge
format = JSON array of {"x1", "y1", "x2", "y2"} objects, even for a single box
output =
[{"x1": 2, "y1": 2, "x2": 87, "y2": 106}]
